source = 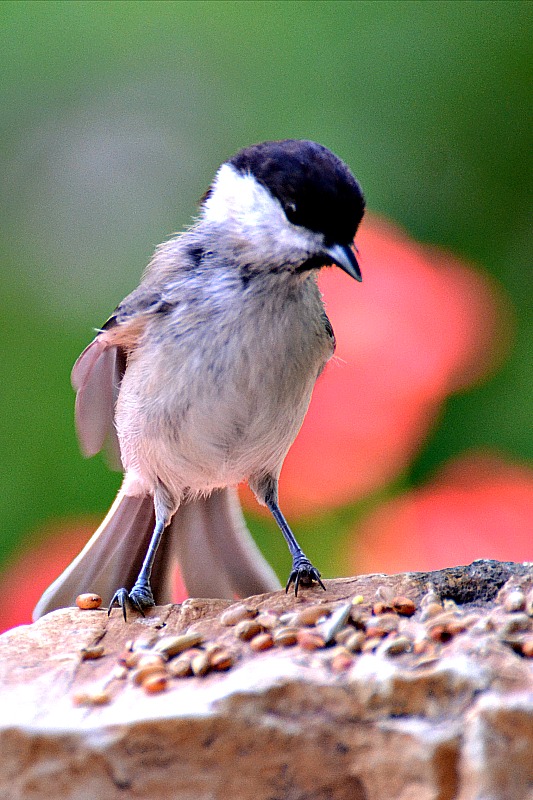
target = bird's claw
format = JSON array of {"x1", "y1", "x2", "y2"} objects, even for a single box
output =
[
  {"x1": 285, "y1": 558, "x2": 326, "y2": 597},
  {"x1": 108, "y1": 583, "x2": 155, "y2": 621}
]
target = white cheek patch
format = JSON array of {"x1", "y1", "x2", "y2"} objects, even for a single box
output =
[{"x1": 202, "y1": 164, "x2": 324, "y2": 265}]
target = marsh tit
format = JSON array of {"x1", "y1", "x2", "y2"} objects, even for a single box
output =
[{"x1": 33, "y1": 139, "x2": 365, "y2": 620}]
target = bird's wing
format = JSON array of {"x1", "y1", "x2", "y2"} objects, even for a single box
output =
[{"x1": 71, "y1": 289, "x2": 171, "y2": 466}]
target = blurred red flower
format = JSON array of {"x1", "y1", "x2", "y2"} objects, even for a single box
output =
[
  {"x1": 260, "y1": 214, "x2": 508, "y2": 515},
  {"x1": 350, "y1": 452, "x2": 533, "y2": 574}
]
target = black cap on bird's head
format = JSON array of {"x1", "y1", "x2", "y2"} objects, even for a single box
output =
[{"x1": 229, "y1": 139, "x2": 365, "y2": 281}]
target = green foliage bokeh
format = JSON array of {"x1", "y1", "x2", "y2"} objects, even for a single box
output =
[{"x1": 0, "y1": 0, "x2": 531, "y2": 578}]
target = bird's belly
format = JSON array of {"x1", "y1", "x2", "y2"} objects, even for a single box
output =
[{"x1": 117, "y1": 356, "x2": 318, "y2": 500}]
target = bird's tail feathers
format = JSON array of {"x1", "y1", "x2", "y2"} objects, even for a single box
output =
[{"x1": 33, "y1": 486, "x2": 280, "y2": 620}]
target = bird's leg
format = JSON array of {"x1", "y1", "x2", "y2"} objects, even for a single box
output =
[
  {"x1": 109, "y1": 485, "x2": 172, "y2": 620},
  {"x1": 259, "y1": 477, "x2": 325, "y2": 596}
]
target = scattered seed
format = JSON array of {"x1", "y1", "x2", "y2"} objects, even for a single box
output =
[
  {"x1": 381, "y1": 635, "x2": 412, "y2": 656},
  {"x1": 420, "y1": 603, "x2": 445, "y2": 621},
  {"x1": 220, "y1": 604, "x2": 258, "y2": 626},
  {"x1": 255, "y1": 612, "x2": 279, "y2": 629},
  {"x1": 279, "y1": 611, "x2": 297, "y2": 625},
  {"x1": 362, "y1": 637, "x2": 382, "y2": 653},
  {"x1": 131, "y1": 658, "x2": 167, "y2": 685},
  {"x1": 274, "y1": 627, "x2": 299, "y2": 647},
  {"x1": 76, "y1": 593, "x2": 102, "y2": 610},
  {"x1": 334, "y1": 627, "x2": 355, "y2": 645},
  {"x1": 191, "y1": 652, "x2": 211, "y2": 676},
  {"x1": 209, "y1": 650, "x2": 234, "y2": 671},
  {"x1": 372, "y1": 601, "x2": 393, "y2": 615},
  {"x1": 428, "y1": 625, "x2": 453, "y2": 643},
  {"x1": 250, "y1": 632, "x2": 274, "y2": 652},
  {"x1": 392, "y1": 596, "x2": 416, "y2": 617},
  {"x1": 500, "y1": 614, "x2": 531, "y2": 636},
  {"x1": 330, "y1": 651, "x2": 354, "y2": 672},
  {"x1": 142, "y1": 673, "x2": 168, "y2": 694},
  {"x1": 154, "y1": 632, "x2": 203, "y2": 657},
  {"x1": 349, "y1": 609, "x2": 368, "y2": 629},
  {"x1": 318, "y1": 603, "x2": 351, "y2": 644},
  {"x1": 168, "y1": 656, "x2": 193, "y2": 678},
  {"x1": 72, "y1": 688, "x2": 110, "y2": 706},
  {"x1": 344, "y1": 631, "x2": 366, "y2": 653},
  {"x1": 80, "y1": 644, "x2": 105, "y2": 660},
  {"x1": 521, "y1": 639, "x2": 533, "y2": 658},
  {"x1": 234, "y1": 619, "x2": 263, "y2": 641},
  {"x1": 365, "y1": 614, "x2": 400, "y2": 638},
  {"x1": 296, "y1": 629, "x2": 326, "y2": 650},
  {"x1": 293, "y1": 605, "x2": 330, "y2": 626},
  {"x1": 504, "y1": 590, "x2": 526, "y2": 613}
]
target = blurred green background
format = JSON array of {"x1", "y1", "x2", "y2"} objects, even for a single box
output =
[{"x1": 0, "y1": 1, "x2": 531, "y2": 581}]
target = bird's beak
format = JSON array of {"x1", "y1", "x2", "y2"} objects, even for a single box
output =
[{"x1": 326, "y1": 243, "x2": 362, "y2": 282}]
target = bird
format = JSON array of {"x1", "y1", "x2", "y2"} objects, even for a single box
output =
[{"x1": 33, "y1": 139, "x2": 365, "y2": 621}]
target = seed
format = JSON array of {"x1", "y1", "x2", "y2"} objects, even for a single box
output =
[
  {"x1": 220, "y1": 604, "x2": 258, "y2": 626},
  {"x1": 344, "y1": 631, "x2": 365, "y2": 653},
  {"x1": 76, "y1": 593, "x2": 102, "y2": 610},
  {"x1": 142, "y1": 673, "x2": 168, "y2": 694},
  {"x1": 428, "y1": 625, "x2": 453, "y2": 643},
  {"x1": 250, "y1": 632, "x2": 274, "y2": 652},
  {"x1": 504, "y1": 590, "x2": 526, "y2": 613},
  {"x1": 350, "y1": 609, "x2": 369, "y2": 629},
  {"x1": 154, "y1": 632, "x2": 203, "y2": 657},
  {"x1": 392, "y1": 596, "x2": 416, "y2": 617},
  {"x1": 372, "y1": 601, "x2": 393, "y2": 615},
  {"x1": 351, "y1": 594, "x2": 364, "y2": 606},
  {"x1": 365, "y1": 613, "x2": 399, "y2": 638},
  {"x1": 330, "y1": 652, "x2": 354, "y2": 672},
  {"x1": 293, "y1": 605, "x2": 330, "y2": 626},
  {"x1": 362, "y1": 637, "x2": 382, "y2": 653},
  {"x1": 168, "y1": 656, "x2": 193, "y2": 677},
  {"x1": 334, "y1": 627, "x2": 354, "y2": 645},
  {"x1": 274, "y1": 627, "x2": 299, "y2": 647},
  {"x1": 521, "y1": 639, "x2": 533, "y2": 658},
  {"x1": 191, "y1": 652, "x2": 211, "y2": 676},
  {"x1": 381, "y1": 635, "x2": 412, "y2": 656},
  {"x1": 318, "y1": 603, "x2": 352, "y2": 644},
  {"x1": 234, "y1": 619, "x2": 263, "y2": 640},
  {"x1": 420, "y1": 603, "x2": 444, "y2": 621},
  {"x1": 296, "y1": 629, "x2": 326, "y2": 650},
  {"x1": 80, "y1": 645, "x2": 105, "y2": 660},
  {"x1": 500, "y1": 613, "x2": 531, "y2": 636},
  {"x1": 72, "y1": 688, "x2": 110, "y2": 706},
  {"x1": 209, "y1": 650, "x2": 234, "y2": 671},
  {"x1": 255, "y1": 612, "x2": 279, "y2": 629},
  {"x1": 279, "y1": 611, "x2": 297, "y2": 625},
  {"x1": 131, "y1": 659, "x2": 167, "y2": 685}
]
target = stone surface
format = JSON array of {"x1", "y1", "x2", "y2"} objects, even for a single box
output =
[{"x1": 0, "y1": 560, "x2": 532, "y2": 800}]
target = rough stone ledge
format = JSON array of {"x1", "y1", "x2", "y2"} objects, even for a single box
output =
[{"x1": 0, "y1": 559, "x2": 531, "y2": 800}]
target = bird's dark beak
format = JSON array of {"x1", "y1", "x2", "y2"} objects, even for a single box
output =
[{"x1": 326, "y1": 243, "x2": 362, "y2": 282}]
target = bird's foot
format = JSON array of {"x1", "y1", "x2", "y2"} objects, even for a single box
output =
[
  {"x1": 285, "y1": 556, "x2": 326, "y2": 597},
  {"x1": 108, "y1": 581, "x2": 155, "y2": 621}
]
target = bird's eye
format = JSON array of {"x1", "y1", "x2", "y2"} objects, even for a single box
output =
[{"x1": 284, "y1": 202, "x2": 299, "y2": 224}]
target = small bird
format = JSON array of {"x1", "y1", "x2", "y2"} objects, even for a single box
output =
[{"x1": 33, "y1": 139, "x2": 365, "y2": 621}]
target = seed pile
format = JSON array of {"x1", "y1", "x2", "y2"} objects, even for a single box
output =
[{"x1": 72, "y1": 581, "x2": 533, "y2": 706}]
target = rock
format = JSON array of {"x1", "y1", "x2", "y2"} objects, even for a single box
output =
[{"x1": 0, "y1": 559, "x2": 531, "y2": 799}]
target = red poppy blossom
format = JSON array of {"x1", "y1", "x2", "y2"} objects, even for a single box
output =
[
  {"x1": 246, "y1": 215, "x2": 508, "y2": 516},
  {"x1": 350, "y1": 452, "x2": 533, "y2": 574}
]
